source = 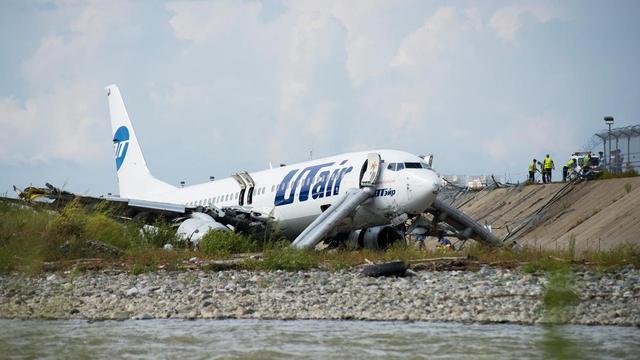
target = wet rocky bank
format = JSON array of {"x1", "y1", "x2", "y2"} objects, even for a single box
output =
[{"x1": 1, "y1": 268, "x2": 639, "y2": 325}]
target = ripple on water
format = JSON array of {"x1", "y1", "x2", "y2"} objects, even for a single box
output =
[{"x1": 0, "y1": 319, "x2": 639, "y2": 360}]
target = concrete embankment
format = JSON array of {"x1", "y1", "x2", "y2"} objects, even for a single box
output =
[
  {"x1": 448, "y1": 177, "x2": 640, "y2": 251},
  {"x1": 1, "y1": 268, "x2": 639, "y2": 326}
]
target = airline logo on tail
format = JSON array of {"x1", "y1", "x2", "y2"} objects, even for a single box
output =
[{"x1": 113, "y1": 126, "x2": 130, "y2": 170}]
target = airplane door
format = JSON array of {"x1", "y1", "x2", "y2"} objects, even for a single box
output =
[
  {"x1": 360, "y1": 153, "x2": 381, "y2": 187},
  {"x1": 232, "y1": 173, "x2": 246, "y2": 206},
  {"x1": 238, "y1": 171, "x2": 256, "y2": 205}
]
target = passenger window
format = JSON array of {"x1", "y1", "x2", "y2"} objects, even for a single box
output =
[{"x1": 271, "y1": 185, "x2": 275, "y2": 192}]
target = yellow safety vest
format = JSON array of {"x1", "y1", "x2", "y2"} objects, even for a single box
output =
[
  {"x1": 544, "y1": 157, "x2": 553, "y2": 169},
  {"x1": 582, "y1": 157, "x2": 589, "y2": 167},
  {"x1": 565, "y1": 159, "x2": 574, "y2": 167},
  {"x1": 529, "y1": 163, "x2": 536, "y2": 172}
]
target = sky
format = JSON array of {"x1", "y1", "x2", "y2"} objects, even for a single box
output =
[{"x1": 1, "y1": 0, "x2": 639, "y2": 196}]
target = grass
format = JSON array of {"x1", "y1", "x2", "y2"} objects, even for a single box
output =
[
  {"x1": 254, "y1": 244, "x2": 318, "y2": 271},
  {"x1": 199, "y1": 231, "x2": 258, "y2": 257},
  {"x1": 597, "y1": 169, "x2": 638, "y2": 180},
  {"x1": 0, "y1": 199, "x2": 188, "y2": 273},
  {"x1": 1, "y1": 199, "x2": 639, "y2": 274},
  {"x1": 124, "y1": 247, "x2": 191, "y2": 274},
  {"x1": 624, "y1": 182, "x2": 632, "y2": 193}
]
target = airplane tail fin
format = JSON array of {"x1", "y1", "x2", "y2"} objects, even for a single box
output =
[{"x1": 105, "y1": 84, "x2": 176, "y2": 199}]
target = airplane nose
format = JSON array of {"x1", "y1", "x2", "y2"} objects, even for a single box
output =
[{"x1": 405, "y1": 170, "x2": 440, "y2": 214}]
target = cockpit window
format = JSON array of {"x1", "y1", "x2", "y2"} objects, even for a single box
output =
[
  {"x1": 387, "y1": 162, "x2": 429, "y2": 171},
  {"x1": 404, "y1": 162, "x2": 423, "y2": 169}
]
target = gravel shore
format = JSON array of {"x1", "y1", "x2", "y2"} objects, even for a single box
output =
[{"x1": 1, "y1": 267, "x2": 639, "y2": 325}]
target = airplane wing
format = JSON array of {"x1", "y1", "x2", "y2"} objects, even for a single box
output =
[{"x1": 11, "y1": 183, "x2": 272, "y2": 233}]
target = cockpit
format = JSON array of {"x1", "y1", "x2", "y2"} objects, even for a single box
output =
[{"x1": 386, "y1": 162, "x2": 430, "y2": 171}]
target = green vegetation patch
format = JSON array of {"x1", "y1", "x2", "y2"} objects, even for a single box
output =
[
  {"x1": 597, "y1": 169, "x2": 638, "y2": 180},
  {"x1": 199, "y1": 231, "x2": 258, "y2": 257},
  {"x1": 248, "y1": 243, "x2": 319, "y2": 271}
]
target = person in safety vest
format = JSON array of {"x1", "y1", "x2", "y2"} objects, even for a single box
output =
[
  {"x1": 562, "y1": 158, "x2": 576, "y2": 182},
  {"x1": 543, "y1": 154, "x2": 555, "y2": 183},
  {"x1": 581, "y1": 153, "x2": 591, "y2": 175},
  {"x1": 528, "y1": 159, "x2": 538, "y2": 183}
]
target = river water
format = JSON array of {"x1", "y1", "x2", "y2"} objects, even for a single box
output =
[{"x1": 0, "y1": 320, "x2": 638, "y2": 359}]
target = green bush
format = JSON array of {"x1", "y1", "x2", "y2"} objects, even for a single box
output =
[
  {"x1": 0, "y1": 202, "x2": 54, "y2": 272},
  {"x1": 84, "y1": 213, "x2": 129, "y2": 249},
  {"x1": 48, "y1": 201, "x2": 87, "y2": 241},
  {"x1": 138, "y1": 220, "x2": 184, "y2": 248},
  {"x1": 199, "y1": 230, "x2": 257, "y2": 257}
]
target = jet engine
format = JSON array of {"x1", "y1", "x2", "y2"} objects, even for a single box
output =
[
  {"x1": 176, "y1": 212, "x2": 229, "y2": 247},
  {"x1": 347, "y1": 226, "x2": 404, "y2": 250}
]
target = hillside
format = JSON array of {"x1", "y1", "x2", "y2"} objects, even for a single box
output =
[{"x1": 447, "y1": 177, "x2": 640, "y2": 251}]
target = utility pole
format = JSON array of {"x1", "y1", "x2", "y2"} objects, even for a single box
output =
[{"x1": 604, "y1": 116, "x2": 614, "y2": 172}]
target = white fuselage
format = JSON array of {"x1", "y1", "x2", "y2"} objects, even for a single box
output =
[
  {"x1": 105, "y1": 84, "x2": 439, "y2": 239},
  {"x1": 138, "y1": 149, "x2": 440, "y2": 238}
]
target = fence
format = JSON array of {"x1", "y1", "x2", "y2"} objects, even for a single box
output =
[{"x1": 591, "y1": 124, "x2": 640, "y2": 172}]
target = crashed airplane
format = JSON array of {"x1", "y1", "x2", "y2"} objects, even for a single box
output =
[{"x1": 17, "y1": 85, "x2": 501, "y2": 250}]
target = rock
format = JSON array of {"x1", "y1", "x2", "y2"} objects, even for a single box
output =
[
  {"x1": 135, "y1": 313, "x2": 153, "y2": 320},
  {"x1": 125, "y1": 287, "x2": 139, "y2": 296},
  {"x1": 112, "y1": 311, "x2": 131, "y2": 321},
  {"x1": 0, "y1": 268, "x2": 638, "y2": 326}
]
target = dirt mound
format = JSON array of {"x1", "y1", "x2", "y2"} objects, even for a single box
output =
[{"x1": 449, "y1": 177, "x2": 640, "y2": 251}]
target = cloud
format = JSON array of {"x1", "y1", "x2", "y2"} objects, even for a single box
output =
[
  {"x1": 0, "y1": 82, "x2": 107, "y2": 164},
  {"x1": 305, "y1": 100, "x2": 337, "y2": 135},
  {"x1": 150, "y1": 82, "x2": 210, "y2": 106},
  {"x1": 489, "y1": 3, "x2": 560, "y2": 41},
  {"x1": 477, "y1": 112, "x2": 578, "y2": 169},
  {"x1": 482, "y1": 139, "x2": 509, "y2": 161},
  {"x1": 325, "y1": 0, "x2": 398, "y2": 86},
  {"x1": 166, "y1": 0, "x2": 262, "y2": 42},
  {"x1": 22, "y1": 1, "x2": 130, "y2": 84},
  {"x1": 269, "y1": 11, "x2": 346, "y2": 160},
  {"x1": 3, "y1": 1, "x2": 130, "y2": 165},
  {"x1": 390, "y1": 7, "x2": 475, "y2": 68}
]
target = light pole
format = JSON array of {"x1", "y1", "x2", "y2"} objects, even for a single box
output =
[{"x1": 604, "y1": 116, "x2": 614, "y2": 172}]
